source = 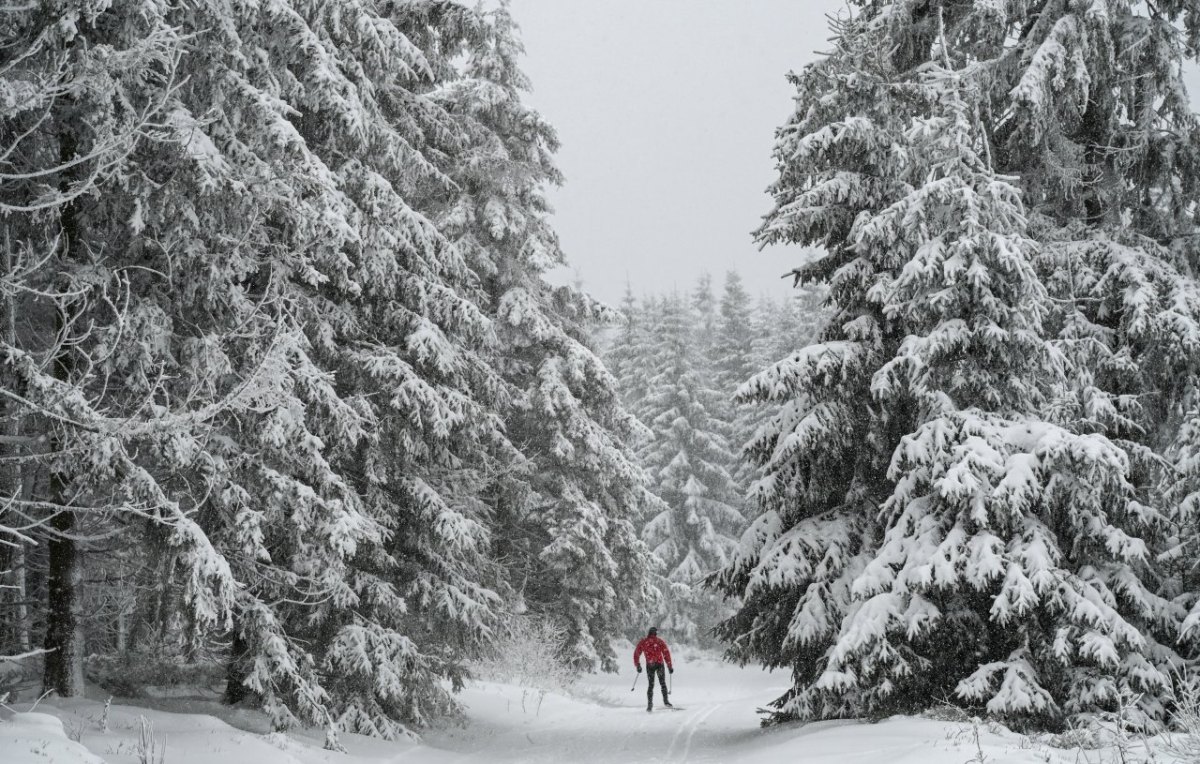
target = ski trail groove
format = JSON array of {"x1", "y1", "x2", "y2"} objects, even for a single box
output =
[
  {"x1": 665, "y1": 703, "x2": 720, "y2": 762},
  {"x1": 678, "y1": 704, "x2": 722, "y2": 762},
  {"x1": 664, "y1": 707, "x2": 699, "y2": 760}
]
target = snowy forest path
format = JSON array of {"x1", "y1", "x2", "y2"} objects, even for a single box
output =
[
  {"x1": 420, "y1": 652, "x2": 789, "y2": 763},
  {"x1": 24, "y1": 657, "x2": 1096, "y2": 764}
]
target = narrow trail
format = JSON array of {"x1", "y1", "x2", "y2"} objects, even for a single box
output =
[
  {"x1": 21, "y1": 654, "x2": 1092, "y2": 764},
  {"x1": 420, "y1": 655, "x2": 788, "y2": 763}
]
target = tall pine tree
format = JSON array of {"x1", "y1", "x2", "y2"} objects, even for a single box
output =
[
  {"x1": 423, "y1": 3, "x2": 656, "y2": 670},
  {"x1": 0, "y1": 0, "x2": 655, "y2": 742},
  {"x1": 715, "y1": 2, "x2": 1200, "y2": 728},
  {"x1": 641, "y1": 293, "x2": 743, "y2": 642}
]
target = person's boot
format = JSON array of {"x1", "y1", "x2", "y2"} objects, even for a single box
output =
[
  {"x1": 646, "y1": 700, "x2": 652, "y2": 712},
  {"x1": 663, "y1": 697, "x2": 673, "y2": 708}
]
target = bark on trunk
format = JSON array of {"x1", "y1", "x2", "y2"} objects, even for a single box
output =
[
  {"x1": 125, "y1": 533, "x2": 169, "y2": 657},
  {"x1": 2, "y1": 230, "x2": 31, "y2": 653},
  {"x1": 116, "y1": 607, "x2": 127, "y2": 656},
  {"x1": 14, "y1": 546, "x2": 29, "y2": 652},
  {"x1": 41, "y1": 126, "x2": 85, "y2": 698},
  {"x1": 222, "y1": 627, "x2": 253, "y2": 705},
  {"x1": 42, "y1": 504, "x2": 84, "y2": 696}
]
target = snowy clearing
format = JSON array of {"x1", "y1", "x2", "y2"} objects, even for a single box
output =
[{"x1": 3, "y1": 651, "x2": 1184, "y2": 764}]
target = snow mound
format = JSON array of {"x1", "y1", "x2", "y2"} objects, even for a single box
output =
[{"x1": 2, "y1": 712, "x2": 106, "y2": 764}]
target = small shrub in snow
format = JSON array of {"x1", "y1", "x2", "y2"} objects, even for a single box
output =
[
  {"x1": 1039, "y1": 688, "x2": 1164, "y2": 764},
  {"x1": 473, "y1": 614, "x2": 578, "y2": 712},
  {"x1": 64, "y1": 714, "x2": 85, "y2": 742},
  {"x1": 1086, "y1": 687, "x2": 1160, "y2": 764},
  {"x1": 966, "y1": 718, "x2": 987, "y2": 764},
  {"x1": 1042, "y1": 726, "x2": 1104, "y2": 752},
  {"x1": 0, "y1": 657, "x2": 39, "y2": 703},
  {"x1": 1161, "y1": 677, "x2": 1200, "y2": 761},
  {"x1": 922, "y1": 697, "x2": 974, "y2": 723},
  {"x1": 85, "y1": 654, "x2": 222, "y2": 699}
]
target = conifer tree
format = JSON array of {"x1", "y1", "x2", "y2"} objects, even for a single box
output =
[
  {"x1": 711, "y1": 273, "x2": 760, "y2": 502},
  {"x1": 713, "y1": 273, "x2": 757, "y2": 399},
  {"x1": 0, "y1": 0, "x2": 585, "y2": 742},
  {"x1": 607, "y1": 283, "x2": 655, "y2": 428},
  {"x1": 142, "y1": 1, "x2": 517, "y2": 738},
  {"x1": 641, "y1": 294, "x2": 743, "y2": 641},
  {"x1": 0, "y1": 0, "x2": 251, "y2": 703},
  {"x1": 691, "y1": 273, "x2": 719, "y2": 359},
  {"x1": 715, "y1": 2, "x2": 1200, "y2": 728},
  {"x1": 428, "y1": 4, "x2": 656, "y2": 669}
]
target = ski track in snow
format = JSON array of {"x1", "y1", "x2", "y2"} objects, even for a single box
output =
[
  {"x1": 665, "y1": 703, "x2": 722, "y2": 762},
  {"x1": 420, "y1": 651, "x2": 787, "y2": 763}
]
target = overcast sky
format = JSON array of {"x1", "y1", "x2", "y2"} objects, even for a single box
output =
[{"x1": 508, "y1": 0, "x2": 847, "y2": 305}]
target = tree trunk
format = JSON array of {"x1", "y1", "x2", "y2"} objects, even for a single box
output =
[
  {"x1": 1, "y1": 231, "x2": 30, "y2": 653},
  {"x1": 222, "y1": 627, "x2": 253, "y2": 705},
  {"x1": 42, "y1": 305, "x2": 84, "y2": 696},
  {"x1": 42, "y1": 503, "x2": 84, "y2": 696},
  {"x1": 14, "y1": 546, "x2": 29, "y2": 652},
  {"x1": 42, "y1": 126, "x2": 84, "y2": 698},
  {"x1": 116, "y1": 606, "x2": 127, "y2": 656},
  {"x1": 1, "y1": 229, "x2": 32, "y2": 652},
  {"x1": 124, "y1": 529, "x2": 170, "y2": 658}
]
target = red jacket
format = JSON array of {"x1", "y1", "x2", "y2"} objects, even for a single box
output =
[{"x1": 633, "y1": 635, "x2": 672, "y2": 669}]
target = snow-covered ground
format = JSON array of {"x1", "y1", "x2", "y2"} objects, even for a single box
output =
[{"x1": 1, "y1": 650, "x2": 1186, "y2": 763}]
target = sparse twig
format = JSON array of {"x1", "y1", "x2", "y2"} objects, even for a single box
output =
[
  {"x1": 965, "y1": 716, "x2": 988, "y2": 764},
  {"x1": 27, "y1": 688, "x2": 54, "y2": 712},
  {"x1": 65, "y1": 714, "x2": 85, "y2": 742},
  {"x1": 136, "y1": 715, "x2": 166, "y2": 764}
]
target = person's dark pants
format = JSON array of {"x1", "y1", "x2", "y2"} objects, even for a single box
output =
[{"x1": 647, "y1": 663, "x2": 669, "y2": 708}]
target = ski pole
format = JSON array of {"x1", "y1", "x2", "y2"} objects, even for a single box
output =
[{"x1": 631, "y1": 670, "x2": 640, "y2": 692}]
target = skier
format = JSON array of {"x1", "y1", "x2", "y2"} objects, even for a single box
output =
[{"x1": 633, "y1": 626, "x2": 673, "y2": 711}]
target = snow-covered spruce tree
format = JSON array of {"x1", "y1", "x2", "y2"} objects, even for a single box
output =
[
  {"x1": 690, "y1": 273, "x2": 719, "y2": 360},
  {"x1": 422, "y1": 4, "x2": 656, "y2": 669},
  {"x1": 606, "y1": 283, "x2": 656, "y2": 428},
  {"x1": 1, "y1": 0, "x2": 397, "y2": 738},
  {"x1": 711, "y1": 274, "x2": 759, "y2": 488},
  {"x1": 2, "y1": 0, "x2": 535, "y2": 741},
  {"x1": 988, "y1": 0, "x2": 1200, "y2": 676},
  {"x1": 947, "y1": 0, "x2": 1200, "y2": 709},
  {"x1": 746, "y1": 295, "x2": 781, "y2": 378},
  {"x1": 744, "y1": 289, "x2": 827, "y2": 391},
  {"x1": 713, "y1": 273, "x2": 758, "y2": 403},
  {"x1": 641, "y1": 293, "x2": 743, "y2": 642},
  {"x1": 713, "y1": 5, "x2": 1190, "y2": 729},
  {"x1": 204, "y1": 1, "x2": 525, "y2": 737},
  {"x1": 142, "y1": 6, "x2": 393, "y2": 734},
  {"x1": 0, "y1": 1, "x2": 259, "y2": 700},
  {"x1": 34, "y1": 1, "x2": 444, "y2": 738}
]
